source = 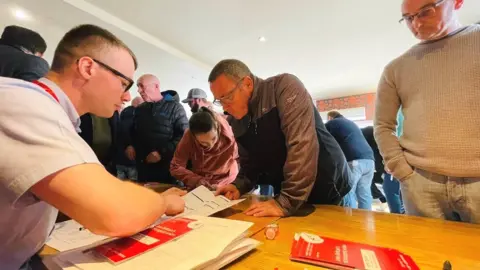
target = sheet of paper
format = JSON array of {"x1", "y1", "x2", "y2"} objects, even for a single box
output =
[
  {"x1": 54, "y1": 215, "x2": 255, "y2": 270},
  {"x1": 46, "y1": 220, "x2": 111, "y2": 252},
  {"x1": 178, "y1": 185, "x2": 245, "y2": 218}
]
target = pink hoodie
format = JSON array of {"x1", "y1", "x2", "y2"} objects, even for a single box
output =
[{"x1": 170, "y1": 114, "x2": 239, "y2": 189}]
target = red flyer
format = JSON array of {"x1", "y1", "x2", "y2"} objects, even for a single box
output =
[
  {"x1": 290, "y1": 232, "x2": 420, "y2": 270},
  {"x1": 94, "y1": 217, "x2": 202, "y2": 264}
]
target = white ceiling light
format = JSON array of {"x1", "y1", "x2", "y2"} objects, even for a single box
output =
[
  {"x1": 258, "y1": 36, "x2": 267, "y2": 42},
  {"x1": 11, "y1": 8, "x2": 31, "y2": 21}
]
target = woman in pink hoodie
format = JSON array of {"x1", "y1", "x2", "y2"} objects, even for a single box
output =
[{"x1": 170, "y1": 107, "x2": 239, "y2": 190}]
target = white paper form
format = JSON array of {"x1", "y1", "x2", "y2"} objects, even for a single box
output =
[
  {"x1": 54, "y1": 215, "x2": 256, "y2": 270},
  {"x1": 179, "y1": 185, "x2": 245, "y2": 217},
  {"x1": 46, "y1": 220, "x2": 111, "y2": 252}
]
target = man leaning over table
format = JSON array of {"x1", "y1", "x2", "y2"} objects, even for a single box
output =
[
  {"x1": 0, "y1": 24, "x2": 185, "y2": 270},
  {"x1": 374, "y1": 0, "x2": 480, "y2": 223},
  {"x1": 211, "y1": 59, "x2": 351, "y2": 217}
]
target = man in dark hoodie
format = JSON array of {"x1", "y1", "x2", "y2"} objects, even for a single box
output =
[
  {"x1": 0, "y1": 25, "x2": 49, "y2": 81},
  {"x1": 210, "y1": 59, "x2": 351, "y2": 217},
  {"x1": 126, "y1": 74, "x2": 188, "y2": 183}
]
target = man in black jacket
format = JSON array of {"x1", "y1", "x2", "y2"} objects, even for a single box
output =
[
  {"x1": 126, "y1": 74, "x2": 188, "y2": 183},
  {"x1": 211, "y1": 59, "x2": 351, "y2": 217},
  {"x1": 79, "y1": 111, "x2": 120, "y2": 175},
  {"x1": 0, "y1": 25, "x2": 49, "y2": 81},
  {"x1": 116, "y1": 96, "x2": 143, "y2": 180}
]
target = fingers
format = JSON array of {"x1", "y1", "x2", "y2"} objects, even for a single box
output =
[
  {"x1": 244, "y1": 204, "x2": 264, "y2": 216},
  {"x1": 215, "y1": 186, "x2": 227, "y2": 196}
]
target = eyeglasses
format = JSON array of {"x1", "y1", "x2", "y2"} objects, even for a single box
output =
[
  {"x1": 92, "y1": 59, "x2": 134, "y2": 91},
  {"x1": 213, "y1": 77, "x2": 245, "y2": 106},
  {"x1": 399, "y1": 0, "x2": 446, "y2": 24}
]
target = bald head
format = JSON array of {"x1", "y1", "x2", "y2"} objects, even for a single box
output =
[
  {"x1": 132, "y1": 96, "x2": 144, "y2": 107},
  {"x1": 137, "y1": 74, "x2": 162, "y2": 102}
]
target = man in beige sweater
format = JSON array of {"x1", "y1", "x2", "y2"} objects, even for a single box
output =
[{"x1": 374, "y1": 0, "x2": 480, "y2": 223}]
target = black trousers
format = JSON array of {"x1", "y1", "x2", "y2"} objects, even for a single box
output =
[{"x1": 136, "y1": 160, "x2": 175, "y2": 184}]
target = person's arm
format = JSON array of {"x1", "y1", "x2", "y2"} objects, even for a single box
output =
[
  {"x1": 170, "y1": 131, "x2": 205, "y2": 188},
  {"x1": 159, "y1": 104, "x2": 188, "y2": 160},
  {"x1": 275, "y1": 74, "x2": 319, "y2": 216},
  {"x1": 31, "y1": 164, "x2": 169, "y2": 237},
  {"x1": 15, "y1": 56, "x2": 49, "y2": 82},
  {"x1": 374, "y1": 66, "x2": 413, "y2": 180},
  {"x1": 0, "y1": 90, "x2": 182, "y2": 237}
]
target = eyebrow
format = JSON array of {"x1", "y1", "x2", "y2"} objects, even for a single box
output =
[{"x1": 402, "y1": 1, "x2": 435, "y2": 16}]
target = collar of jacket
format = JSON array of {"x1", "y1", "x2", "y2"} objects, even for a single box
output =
[{"x1": 247, "y1": 75, "x2": 264, "y2": 119}]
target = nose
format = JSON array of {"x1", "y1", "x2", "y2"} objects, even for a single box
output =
[{"x1": 122, "y1": 91, "x2": 131, "y2": 102}]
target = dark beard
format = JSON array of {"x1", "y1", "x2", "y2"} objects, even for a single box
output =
[{"x1": 191, "y1": 103, "x2": 200, "y2": 113}]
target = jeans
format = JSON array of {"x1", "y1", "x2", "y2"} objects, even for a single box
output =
[
  {"x1": 382, "y1": 173, "x2": 405, "y2": 214},
  {"x1": 116, "y1": 165, "x2": 138, "y2": 181},
  {"x1": 344, "y1": 159, "x2": 375, "y2": 210},
  {"x1": 401, "y1": 169, "x2": 480, "y2": 224}
]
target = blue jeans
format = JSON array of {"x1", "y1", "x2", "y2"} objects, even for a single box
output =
[
  {"x1": 382, "y1": 173, "x2": 405, "y2": 214},
  {"x1": 116, "y1": 165, "x2": 138, "y2": 181},
  {"x1": 344, "y1": 159, "x2": 375, "y2": 210}
]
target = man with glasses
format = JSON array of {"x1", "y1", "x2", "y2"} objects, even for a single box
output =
[
  {"x1": 211, "y1": 59, "x2": 351, "y2": 217},
  {"x1": 0, "y1": 24, "x2": 186, "y2": 269},
  {"x1": 125, "y1": 74, "x2": 188, "y2": 184},
  {"x1": 375, "y1": 0, "x2": 480, "y2": 223}
]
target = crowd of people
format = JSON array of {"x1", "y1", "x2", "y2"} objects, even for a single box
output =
[{"x1": 0, "y1": 0, "x2": 479, "y2": 269}]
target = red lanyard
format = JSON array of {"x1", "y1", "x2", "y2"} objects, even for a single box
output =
[{"x1": 32, "y1": 80, "x2": 60, "y2": 103}]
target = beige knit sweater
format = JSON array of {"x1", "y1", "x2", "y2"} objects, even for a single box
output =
[{"x1": 374, "y1": 25, "x2": 480, "y2": 180}]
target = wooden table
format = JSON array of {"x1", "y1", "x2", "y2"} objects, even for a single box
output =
[{"x1": 229, "y1": 205, "x2": 480, "y2": 270}]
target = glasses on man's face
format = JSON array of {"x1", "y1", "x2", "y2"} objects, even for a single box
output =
[
  {"x1": 213, "y1": 78, "x2": 245, "y2": 106},
  {"x1": 399, "y1": 0, "x2": 446, "y2": 24},
  {"x1": 92, "y1": 59, "x2": 134, "y2": 91}
]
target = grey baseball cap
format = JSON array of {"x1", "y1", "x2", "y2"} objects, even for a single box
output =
[{"x1": 182, "y1": 88, "x2": 208, "y2": 103}]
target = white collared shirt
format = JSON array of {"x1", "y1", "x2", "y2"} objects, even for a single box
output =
[{"x1": 0, "y1": 76, "x2": 99, "y2": 269}]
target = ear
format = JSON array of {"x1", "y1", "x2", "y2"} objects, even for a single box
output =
[
  {"x1": 77, "y1": 56, "x2": 95, "y2": 80},
  {"x1": 454, "y1": 0, "x2": 464, "y2": 9}
]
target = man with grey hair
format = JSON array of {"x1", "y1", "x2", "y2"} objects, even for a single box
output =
[
  {"x1": 210, "y1": 59, "x2": 350, "y2": 217},
  {"x1": 182, "y1": 88, "x2": 213, "y2": 113},
  {"x1": 375, "y1": 0, "x2": 480, "y2": 223}
]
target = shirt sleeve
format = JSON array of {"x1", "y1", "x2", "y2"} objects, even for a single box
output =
[
  {"x1": 275, "y1": 74, "x2": 319, "y2": 216},
  {"x1": 374, "y1": 66, "x2": 413, "y2": 180},
  {"x1": 0, "y1": 88, "x2": 99, "y2": 208}
]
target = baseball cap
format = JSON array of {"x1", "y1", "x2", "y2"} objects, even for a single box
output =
[{"x1": 182, "y1": 88, "x2": 208, "y2": 103}]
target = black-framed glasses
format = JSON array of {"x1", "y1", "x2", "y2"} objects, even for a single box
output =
[
  {"x1": 92, "y1": 58, "x2": 134, "y2": 91},
  {"x1": 399, "y1": 0, "x2": 446, "y2": 24},
  {"x1": 213, "y1": 77, "x2": 245, "y2": 106}
]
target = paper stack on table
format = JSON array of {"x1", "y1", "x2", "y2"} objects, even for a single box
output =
[
  {"x1": 50, "y1": 215, "x2": 260, "y2": 270},
  {"x1": 44, "y1": 186, "x2": 255, "y2": 269},
  {"x1": 46, "y1": 185, "x2": 244, "y2": 253}
]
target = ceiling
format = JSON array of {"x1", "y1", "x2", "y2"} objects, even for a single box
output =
[{"x1": 1, "y1": 0, "x2": 480, "y2": 108}]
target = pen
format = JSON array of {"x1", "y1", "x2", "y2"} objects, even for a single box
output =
[{"x1": 443, "y1": 260, "x2": 452, "y2": 270}]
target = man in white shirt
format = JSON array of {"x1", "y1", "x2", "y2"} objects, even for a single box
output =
[{"x1": 0, "y1": 24, "x2": 185, "y2": 270}]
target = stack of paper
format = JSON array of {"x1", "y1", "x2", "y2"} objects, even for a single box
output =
[
  {"x1": 46, "y1": 186, "x2": 244, "y2": 253},
  {"x1": 51, "y1": 215, "x2": 260, "y2": 270}
]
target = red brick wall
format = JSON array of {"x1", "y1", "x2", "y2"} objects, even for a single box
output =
[{"x1": 315, "y1": 93, "x2": 376, "y2": 120}]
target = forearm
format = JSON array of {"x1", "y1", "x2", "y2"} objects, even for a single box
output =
[
  {"x1": 374, "y1": 123, "x2": 412, "y2": 180},
  {"x1": 32, "y1": 164, "x2": 169, "y2": 237},
  {"x1": 170, "y1": 164, "x2": 204, "y2": 188}
]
